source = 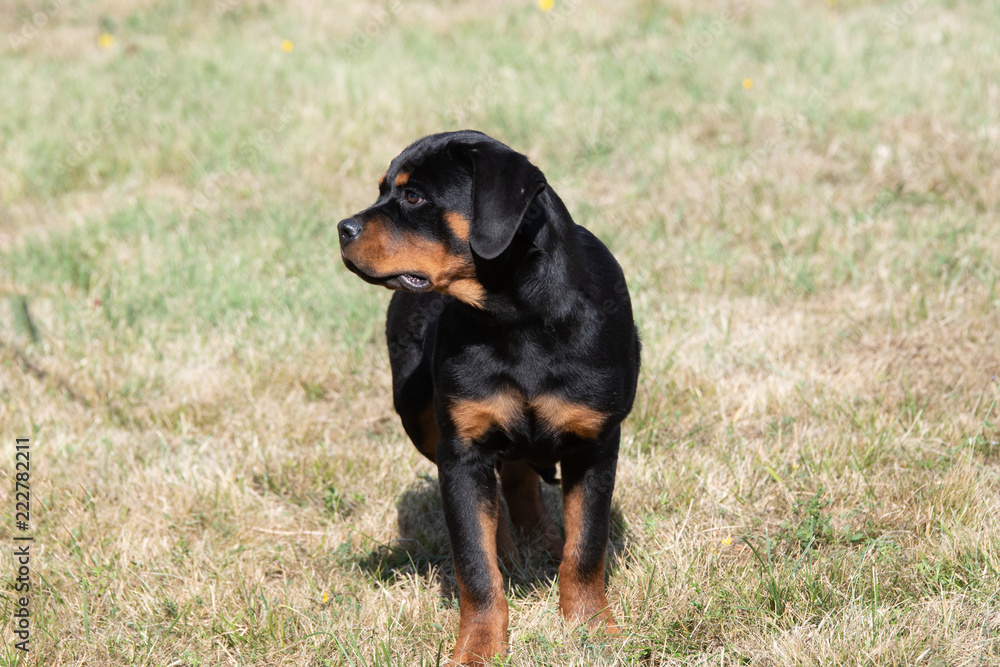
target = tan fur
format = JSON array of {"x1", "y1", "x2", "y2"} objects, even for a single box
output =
[
  {"x1": 531, "y1": 395, "x2": 608, "y2": 439},
  {"x1": 453, "y1": 503, "x2": 508, "y2": 666},
  {"x1": 559, "y1": 484, "x2": 620, "y2": 633},
  {"x1": 342, "y1": 217, "x2": 486, "y2": 308},
  {"x1": 448, "y1": 391, "x2": 608, "y2": 445},
  {"x1": 450, "y1": 389, "x2": 525, "y2": 444},
  {"x1": 499, "y1": 461, "x2": 564, "y2": 557},
  {"x1": 416, "y1": 403, "x2": 439, "y2": 461},
  {"x1": 444, "y1": 210, "x2": 471, "y2": 241}
]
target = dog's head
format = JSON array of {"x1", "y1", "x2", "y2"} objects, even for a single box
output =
[{"x1": 338, "y1": 131, "x2": 547, "y2": 309}]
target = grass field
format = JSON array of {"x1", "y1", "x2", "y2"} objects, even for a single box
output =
[{"x1": 2, "y1": 0, "x2": 999, "y2": 664}]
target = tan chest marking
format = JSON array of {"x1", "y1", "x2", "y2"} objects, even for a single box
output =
[
  {"x1": 531, "y1": 395, "x2": 608, "y2": 440},
  {"x1": 450, "y1": 389, "x2": 526, "y2": 444},
  {"x1": 450, "y1": 391, "x2": 608, "y2": 444}
]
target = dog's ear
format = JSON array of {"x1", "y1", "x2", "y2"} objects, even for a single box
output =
[{"x1": 460, "y1": 142, "x2": 547, "y2": 260}]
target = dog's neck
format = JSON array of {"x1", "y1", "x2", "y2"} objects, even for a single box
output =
[{"x1": 471, "y1": 188, "x2": 585, "y2": 324}]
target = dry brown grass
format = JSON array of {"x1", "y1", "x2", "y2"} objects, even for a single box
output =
[{"x1": 1, "y1": 0, "x2": 999, "y2": 664}]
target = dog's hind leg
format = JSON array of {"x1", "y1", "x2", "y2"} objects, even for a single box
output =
[{"x1": 499, "y1": 461, "x2": 565, "y2": 558}]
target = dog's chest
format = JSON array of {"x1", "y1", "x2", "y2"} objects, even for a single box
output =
[
  {"x1": 445, "y1": 339, "x2": 615, "y2": 445},
  {"x1": 447, "y1": 384, "x2": 607, "y2": 445}
]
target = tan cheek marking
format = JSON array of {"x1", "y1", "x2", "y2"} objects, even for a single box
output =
[
  {"x1": 346, "y1": 226, "x2": 444, "y2": 281},
  {"x1": 444, "y1": 210, "x2": 471, "y2": 242},
  {"x1": 394, "y1": 171, "x2": 410, "y2": 187},
  {"x1": 343, "y1": 216, "x2": 398, "y2": 268},
  {"x1": 345, "y1": 222, "x2": 486, "y2": 309},
  {"x1": 446, "y1": 278, "x2": 486, "y2": 309},
  {"x1": 450, "y1": 389, "x2": 526, "y2": 444},
  {"x1": 379, "y1": 173, "x2": 387, "y2": 188},
  {"x1": 531, "y1": 395, "x2": 608, "y2": 439},
  {"x1": 386, "y1": 234, "x2": 485, "y2": 309}
]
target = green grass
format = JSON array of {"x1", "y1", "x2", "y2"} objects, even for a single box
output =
[{"x1": 2, "y1": 0, "x2": 1000, "y2": 664}]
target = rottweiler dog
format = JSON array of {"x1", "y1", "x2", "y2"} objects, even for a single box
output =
[{"x1": 338, "y1": 131, "x2": 640, "y2": 666}]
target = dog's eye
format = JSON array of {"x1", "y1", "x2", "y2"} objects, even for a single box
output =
[{"x1": 404, "y1": 191, "x2": 424, "y2": 206}]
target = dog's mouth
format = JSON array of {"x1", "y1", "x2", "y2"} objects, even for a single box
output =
[
  {"x1": 396, "y1": 273, "x2": 431, "y2": 290},
  {"x1": 343, "y1": 258, "x2": 432, "y2": 292}
]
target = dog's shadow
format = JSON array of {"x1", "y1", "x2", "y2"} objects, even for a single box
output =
[{"x1": 353, "y1": 473, "x2": 633, "y2": 603}]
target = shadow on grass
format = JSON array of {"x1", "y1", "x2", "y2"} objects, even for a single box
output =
[{"x1": 351, "y1": 472, "x2": 636, "y2": 602}]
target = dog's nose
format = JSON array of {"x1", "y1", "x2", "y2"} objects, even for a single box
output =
[{"x1": 338, "y1": 218, "x2": 362, "y2": 244}]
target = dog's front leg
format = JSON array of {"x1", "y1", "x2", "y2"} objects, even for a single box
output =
[
  {"x1": 558, "y1": 427, "x2": 622, "y2": 634},
  {"x1": 438, "y1": 443, "x2": 508, "y2": 666}
]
